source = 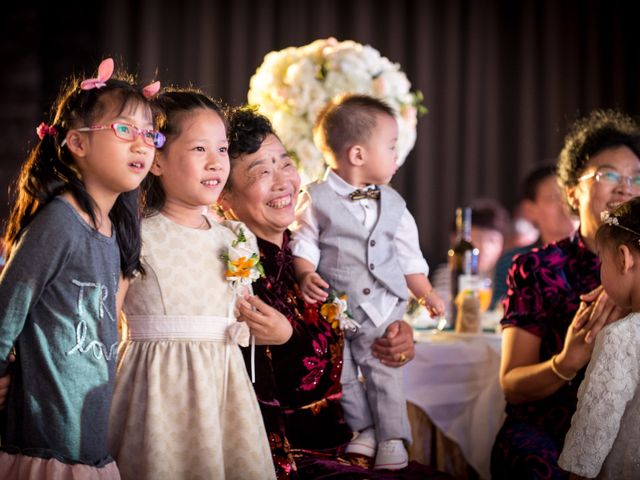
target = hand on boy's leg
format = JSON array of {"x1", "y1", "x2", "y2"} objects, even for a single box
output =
[
  {"x1": 372, "y1": 320, "x2": 415, "y2": 367},
  {"x1": 299, "y1": 271, "x2": 329, "y2": 304}
]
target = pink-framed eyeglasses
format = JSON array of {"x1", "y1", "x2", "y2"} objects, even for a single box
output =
[{"x1": 67, "y1": 122, "x2": 166, "y2": 148}]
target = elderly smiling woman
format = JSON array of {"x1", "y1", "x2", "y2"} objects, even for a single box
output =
[{"x1": 219, "y1": 106, "x2": 449, "y2": 479}]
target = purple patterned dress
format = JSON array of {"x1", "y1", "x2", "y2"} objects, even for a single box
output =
[
  {"x1": 490, "y1": 231, "x2": 601, "y2": 480},
  {"x1": 243, "y1": 231, "x2": 451, "y2": 480}
]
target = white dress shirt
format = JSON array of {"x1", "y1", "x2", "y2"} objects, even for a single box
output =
[{"x1": 290, "y1": 170, "x2": 429, "y2": 325}]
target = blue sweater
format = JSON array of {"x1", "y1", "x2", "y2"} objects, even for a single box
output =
[{"x1": 0, "y1": 197, "x2": 120, "y2": 466}]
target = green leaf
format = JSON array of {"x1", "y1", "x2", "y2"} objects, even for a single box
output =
[
  {"x1": 412, "y1": 90, "x2": 428, "y2": 117},
  {"x1": 232, "y1": 228, "x2": 248, "y2": 248}
]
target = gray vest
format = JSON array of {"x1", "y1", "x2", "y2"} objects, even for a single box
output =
[{"x1": 308, "y1": 181, "x2": 409, "y2": 309}]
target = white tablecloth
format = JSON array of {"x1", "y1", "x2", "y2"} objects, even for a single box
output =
[{"x1": 404, "y1": 330, "x2": 506, "y2": 480}]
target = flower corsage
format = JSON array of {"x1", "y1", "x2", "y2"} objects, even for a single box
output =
[
  {"x1": 221, "y1": 228, "x2": 264, "y2": 290},
  {"x1": 600, "y1": 209, "x2": 620, "y2": 226},
  {"x1": 320, "y1": 291, "x2": 360, "y2": 333},
  {"x1": 221, "y1": 226, "x2": 264, "y2": 384}
]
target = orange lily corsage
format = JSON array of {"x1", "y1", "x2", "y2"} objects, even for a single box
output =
[
  {"x1": 221, "y1": 227, "x2": 264, "y2": 287},
  {"x1": 226, "y1": 255, "x2": 260, "y2": 279},
  {"x1": 320, "y1": 291, "x2": 360, "y2": 333}
]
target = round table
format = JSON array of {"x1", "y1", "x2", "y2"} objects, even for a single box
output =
[{"x1": 404, "y1": 329, "x2": 505, "y2": 480}]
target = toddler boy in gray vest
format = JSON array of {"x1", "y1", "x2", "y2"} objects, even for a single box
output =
[{"x1": 290, "y1": 94, "x2": 444, "y2": 470}]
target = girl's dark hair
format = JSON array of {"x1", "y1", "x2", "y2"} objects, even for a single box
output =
[
  {"x1": 143, "y1": 88, "x2": 226, "y2": 214},
  {"x1": 557, "y1": 110, "x2": 640, "y2": 190},
  {"x1": 596, "y1": 197, "x2": 640, "y2": 253},
  {"x1": 225, "y1": 105, "x2": 278, "y2": 191},
  {"x1": 4, "y1": 66, "x2": 155, "y2": 278}
]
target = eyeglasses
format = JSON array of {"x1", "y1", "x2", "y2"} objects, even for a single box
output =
[
  {"x1": 75, "y1": 123, "x2": 166, "y2": 148},
  {"x1": 578, "y1": 167, "x2": 640, "y2": 192}
]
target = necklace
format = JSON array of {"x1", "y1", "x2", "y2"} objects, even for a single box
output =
[
  {"x1": 196, "y1": 215, "x2": 210, "y2": 230},
  {"x1": 161, "y1": 210, "x2": 210, "y2": 230}
]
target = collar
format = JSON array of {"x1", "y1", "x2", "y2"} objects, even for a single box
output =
[{"x1": 326, "y1": 169, "x2": 378, "y2": 199}]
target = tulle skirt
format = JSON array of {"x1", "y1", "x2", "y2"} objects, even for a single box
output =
[{"x1": 0, "y1": 452, "x2": 120, "y2": 480}]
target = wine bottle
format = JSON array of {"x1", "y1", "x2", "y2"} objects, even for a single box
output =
[{"x1": 447, "y1": 207, "x2": 479, "y2": 326}]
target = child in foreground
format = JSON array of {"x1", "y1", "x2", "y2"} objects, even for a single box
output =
[
  {"x1": 108, "y1": 88, "x2": 275, "y2": 480},
  {"x1": 291, "y1": 94, "x2": 444, "y2": 470},
  {"x1": 559, "y1": 197, "x2": 640, "y2": 479},
  {"x1": 0, "y1": 58, "x2": 160, "y2": 479}
]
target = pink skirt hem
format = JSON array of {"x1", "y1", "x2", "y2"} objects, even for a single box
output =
[{"x1": 0, "y1": 451, "x2": 120, "y2": 480}]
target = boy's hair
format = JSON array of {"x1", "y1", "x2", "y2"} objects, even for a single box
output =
[
  {"x1": 596, "y1": 197, "x2": 640, "y2": 253},
  {"x1": 313, "y1": 94, "x2": 396, "y2": 165},
  {"x1": 143, "y1": 88, "x2": 226, "y2": 214},
  {"x1": 521, "y1": 165, "x2": 557, "y2": 202},
  {"x1": 224, "y1": 105, "x2": 279, "y2": 191},
  {"x1": 557, "y1": 110, "x2": 640, "y2": 190},
  {"x1": 4, "y1": 64, "x2": 154, "y2": 278}
]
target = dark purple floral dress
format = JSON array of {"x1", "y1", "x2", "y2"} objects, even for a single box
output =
[
  {"x1": 243, "y1": 231, "x2": 451, "y2": 480},
  {"x1": 490, "y1": 231, "x2": 601, "y2": 480}
]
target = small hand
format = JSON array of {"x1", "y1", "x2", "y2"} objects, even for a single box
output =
[
  {"x1": 573, "y1": 286, "x2": 627, "y2": 343},
  {"x1": 235, "y1": 295, "x2": 293, "y2": 345},
  {"x1": 422, "y1": 291, "x2": 445, "y2": 317},
  {"x1": 299, "y1": 272, "x2": 329, "y2": 304},
  {"x1": 556, "y1": 301, "x2": 600, "y2": 376},
  {"x1": 372, "y1": 320, "x2": 415, "y2": 367}
]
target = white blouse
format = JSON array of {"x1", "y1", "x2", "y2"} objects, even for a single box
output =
[{"x1": 558, "y1": 311, "x2": 640, "y2": 479}]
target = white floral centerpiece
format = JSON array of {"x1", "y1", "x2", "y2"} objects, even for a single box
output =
[{"x1": 248, "y1": 37, "x2": 425, "y2": 183}]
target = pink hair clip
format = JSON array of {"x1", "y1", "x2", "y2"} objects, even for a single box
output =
[
  {"x1": 80, "y1": 58, "x2": 114, "y2": 90},
  {"x1": 36, "y1": 122, "x2": 58, "y2": 140},
  {"x1": 143, "y1": 81, "x2": 161, "y2": 99}
]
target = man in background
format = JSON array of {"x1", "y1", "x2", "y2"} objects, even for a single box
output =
[{"x1": 491, "y1": 165, "x2": 578, "y2": 309}]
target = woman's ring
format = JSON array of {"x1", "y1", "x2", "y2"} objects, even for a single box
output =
[{"x1": 398, "y1": 353, "x2": 407, "y2": 363}]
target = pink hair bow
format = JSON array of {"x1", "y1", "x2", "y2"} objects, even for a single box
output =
[
  {"x1": 36, "y1": 122, "x2": 58, "y2": 140},
  {"x1": 80, "y1": 58, "x2": 114, "y2": 90},
  {"x1": 143, "y1": 81, "x2": 161, "y2": 98}
]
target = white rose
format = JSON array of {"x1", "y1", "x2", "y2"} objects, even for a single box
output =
[
  {"x1": 361, "y1": 45, "x2": 383, "y2": 72},
  {"x1": 376, "y1": 70, "x2": 411, "y2": 98},
  {"x1": 272, "y1": 110, "x2": 308, "y2": 142},
  {"x1": 335, "y1": 295, "x2": 349, "y2": 313},
  {"x1": 294, "y1": 139, "x2": 325, "y2": 184},
  {"x1": 228, "y1": 242, "x2": 255, "y2": 263}
]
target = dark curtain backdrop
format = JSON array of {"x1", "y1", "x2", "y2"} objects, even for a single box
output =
[{"x1": 2, "y1": 0, "x2": 639, "y2": 264}]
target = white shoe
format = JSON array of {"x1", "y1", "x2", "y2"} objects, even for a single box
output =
[
  {"x1": 374, "y1": 439, "x2": 408, "y2": 470},
  {"x1": 345, "y1": 427, "x2": 377, "y2": 458}
]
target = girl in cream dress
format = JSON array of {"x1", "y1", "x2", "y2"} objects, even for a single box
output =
[{"x1": 109, "y1": 89, "x2": 274, "y2": 480}]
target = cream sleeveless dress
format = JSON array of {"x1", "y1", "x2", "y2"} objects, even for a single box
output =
[{"x1": 108, "y1": 213, "x2": 274, "y2": 480}]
